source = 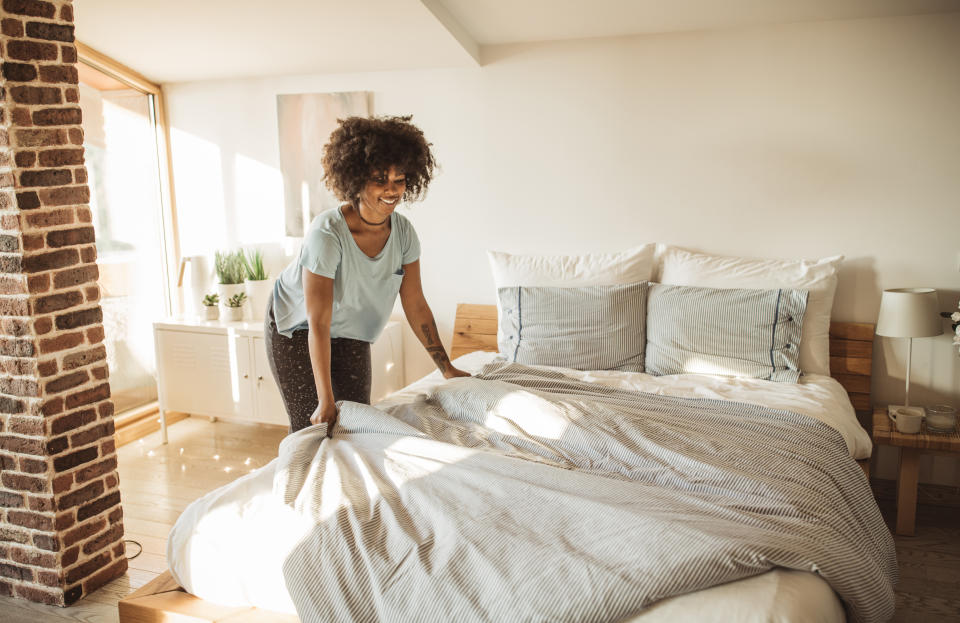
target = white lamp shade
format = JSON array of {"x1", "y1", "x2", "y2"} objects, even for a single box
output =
[{"x1": 875, "y1": 288, "x2": 942, "y2": 338}]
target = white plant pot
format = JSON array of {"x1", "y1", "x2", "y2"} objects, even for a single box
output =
[
  {"x1": 244, "y1": 279, "x2": 273, "y2": 322},
  {"x1": 225, "y1": 306, "x2": 244, "y2": 322},
  {"x1": 217, "y1": 283, "x2": 246, "y2": 316},
  {"x1": 204, "y1": 305, "x2": 219, "y2": 321}
]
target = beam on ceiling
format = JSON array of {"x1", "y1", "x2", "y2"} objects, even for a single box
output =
[{"x1": 419, "y1": 0, "x2": 481, "y2": 65}]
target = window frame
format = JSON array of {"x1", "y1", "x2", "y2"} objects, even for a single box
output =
[{"x1": 77, "y1": 41, "x2": 181, "y2": 317}]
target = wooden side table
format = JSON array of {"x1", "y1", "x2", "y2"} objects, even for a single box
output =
[{"x1": 872, "y1": 407, "x2": 960, "y2": 535}]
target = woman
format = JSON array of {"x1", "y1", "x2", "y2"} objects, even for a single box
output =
[{"x1": 266, "y1": 115, "x2": 468, "y2": 433}]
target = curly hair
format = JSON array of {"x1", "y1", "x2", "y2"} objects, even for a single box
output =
[{"x1": 321, "y1": 115, "x2": 437, "y2": 204}]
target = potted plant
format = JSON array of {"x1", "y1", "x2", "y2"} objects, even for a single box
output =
[
  {"x1": 944, "y1": 300, "x2": 960, "y2": 355},
  {"x1": 241, "y1": 248, "x2": 271, "y2": 320},
  {"x1": 224, "y1": 292, "x2": 247, "y2": 322},
  {"x1": 215, "y1": 250, "x2": 246, "y2": 315},
  {"x1": 202, "y1": 293, "x2": 220, "y2": 320}
]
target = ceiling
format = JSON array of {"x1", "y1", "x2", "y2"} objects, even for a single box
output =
[
  {"x1": 73, "y1": 0, "x2": 960, "y2": 84},
  {"x1": 442, "y1": 0, "x2": 960, "y2": 44},
  {"x1": 73, "y1": 0, "x2": 478, "y2": 84}
]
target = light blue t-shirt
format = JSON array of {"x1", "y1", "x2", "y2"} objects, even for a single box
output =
[{"x1": 272, "y1": 206, "x2": 420, "y2": 341}]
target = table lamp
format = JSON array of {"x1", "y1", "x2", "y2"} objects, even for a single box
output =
[{"x1": 876, "y1": 288, "x2": 942, "y2": 416}]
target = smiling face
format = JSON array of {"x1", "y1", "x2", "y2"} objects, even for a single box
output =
[{"x1": 357, "y1": 165, "x2": 407, "y2": 223}]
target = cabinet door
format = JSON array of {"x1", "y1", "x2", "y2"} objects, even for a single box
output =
[
  {"x1": 155, "y1": 329, "x2": 248, "y2": 418},
  {"x1": 371, "y1": 321, "x2": 405, "y2": 403},
  {"x1": 251, "y1": 337, "x2": 290, "y2": 426},
  {"x1": 232, "y1": 334, "x2": 255, "y2": 420}
]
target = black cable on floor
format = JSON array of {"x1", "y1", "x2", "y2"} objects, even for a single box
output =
[{"x1": 124, "y1": 539, "x2": 143, "y2": 560}]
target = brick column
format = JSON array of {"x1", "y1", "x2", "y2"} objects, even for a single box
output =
[{"x1": 0, "y1": 0, "x2": 126, "y2": 606}]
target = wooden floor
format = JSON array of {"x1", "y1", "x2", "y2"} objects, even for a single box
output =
[
  {"x1": 878, "y1": 500, "x2": 960, "y2": 622},
  {"x1": 0, "y1": 417, "x2": 957, "y2": 622},
  {"x1": 0, "y1": 416, "x2": 287, "y2": 623}
]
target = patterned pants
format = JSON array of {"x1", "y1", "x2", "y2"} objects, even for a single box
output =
[{"x1": 264, "y1": 292, "x2": 371, "y2": 433}]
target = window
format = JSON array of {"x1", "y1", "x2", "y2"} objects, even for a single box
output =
[{"x1": 77, "y1": 45, "x2": 178, "y2": 414}]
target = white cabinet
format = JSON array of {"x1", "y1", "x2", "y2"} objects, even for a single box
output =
[
  {"x1": 251, "y1": 336, "x2": 288, "y2": 427},
  {"x1": 370, "y1": 320, "x2": 405, "y2": 403},
  {"x1": 154, "y1": 329, "x2": 241, "y2": 419},
  {"x1": 153, "y1": 318, "x2": 405, "y2": 442}
]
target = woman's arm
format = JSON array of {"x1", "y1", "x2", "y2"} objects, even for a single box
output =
[
  {"x1": 398, "y1": 260, "x2": 469, "y2": 379},
  {"x1": 302, "y1": 269, "x2": 338, "y2": 426}
]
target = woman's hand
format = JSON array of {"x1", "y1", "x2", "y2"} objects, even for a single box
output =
[
  {"x1": 443, "y1": 367, "x2": 471, "y2": 379},
  {"x1": 310, "y1": 401, "x2": 338, "y2": 430}
]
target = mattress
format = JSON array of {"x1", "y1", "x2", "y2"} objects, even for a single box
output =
[{"x1": 167, "y1": 351, "x2": 880, "y2": 622}]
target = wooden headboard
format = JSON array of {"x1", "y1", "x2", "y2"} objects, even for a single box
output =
[{"x1": 451, "y1": 303, "x2": 875, "y2": 432}]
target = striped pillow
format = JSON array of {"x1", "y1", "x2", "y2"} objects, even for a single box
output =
[
  {"x1": 645, "y1": 283, "x2": 808, "y2": 382},
  {"x1": 497, "y1": 282, "x2": 648, "y2": 372}
]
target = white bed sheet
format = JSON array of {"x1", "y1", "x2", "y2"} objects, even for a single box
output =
[
  {"x1": 168, "y1": 352, "x2": 868, "y2": 621},
  {"x1": 385, "y1": 351, "x2": 871, "y2": 460}
]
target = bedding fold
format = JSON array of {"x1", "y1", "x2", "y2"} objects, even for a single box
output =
[{"x1": 272, "y1": 361, "x2": 895, "y2": 623}]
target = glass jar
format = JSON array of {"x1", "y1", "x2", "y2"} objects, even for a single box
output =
[{"x1": 926, "y1": 404, "x2": 957, "y2": 434}]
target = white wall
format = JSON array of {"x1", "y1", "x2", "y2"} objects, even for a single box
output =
[{"x1": 164, "y1": 13, "x2": 960, "y2": 485}]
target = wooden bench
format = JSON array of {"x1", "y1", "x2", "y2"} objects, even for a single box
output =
[{"x1": 872, "y1": 407, "x2": 960, "y2": 535}]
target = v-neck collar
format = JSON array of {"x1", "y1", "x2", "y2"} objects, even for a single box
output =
[{"x1": 337, "y1": 205, "x2": 394, "y2": 261}]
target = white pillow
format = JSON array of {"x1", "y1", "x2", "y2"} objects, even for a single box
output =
[
  {"x1": 656, "y1": 247, "x2": 842, "y2": 377},
  {"x1": 488, "y1": 245, "x2": 656, "y2": 362},
  {"x1": 487, "y1": 245, "x2": 656, "y2": 288}
]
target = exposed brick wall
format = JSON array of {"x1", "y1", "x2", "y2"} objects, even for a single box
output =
[{"x1": 0, "y1": 0, "x2": 125, "y2": 607}]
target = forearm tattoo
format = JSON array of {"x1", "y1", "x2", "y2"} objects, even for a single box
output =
[
  {"x1": 421, "y1": 322, "x2": 450, "y2": 373},
  {"x1": 421, "y1": 323, "x2": 436, "y2": 346}
]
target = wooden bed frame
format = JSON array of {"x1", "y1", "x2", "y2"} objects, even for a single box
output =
[{"x1": 118, "y1": 304, "x2": 875, "y2": 622}]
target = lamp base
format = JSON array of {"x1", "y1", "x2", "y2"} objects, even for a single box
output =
[{"x1": 887, "y1": 404, "x2": 926, "y2": 418}]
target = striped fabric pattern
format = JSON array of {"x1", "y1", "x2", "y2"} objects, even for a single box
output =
[
  {"x1": 497, "y1": 282, "x2": 647, "y2": 372},
  {"x1": 277, "y1": 362, "x2": 896, "y2": 623},
  {"x1": 645, "y1": 283, "x2": 808, "y2": 382}
]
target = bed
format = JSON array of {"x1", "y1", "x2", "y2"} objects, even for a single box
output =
[{"x1": 120, "y1": 302, "x2": 893, "y2": 623}]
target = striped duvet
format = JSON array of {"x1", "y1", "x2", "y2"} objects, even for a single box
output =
[{"x1": 273, "y1": 361, "x2": 895, "y2": 622}]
